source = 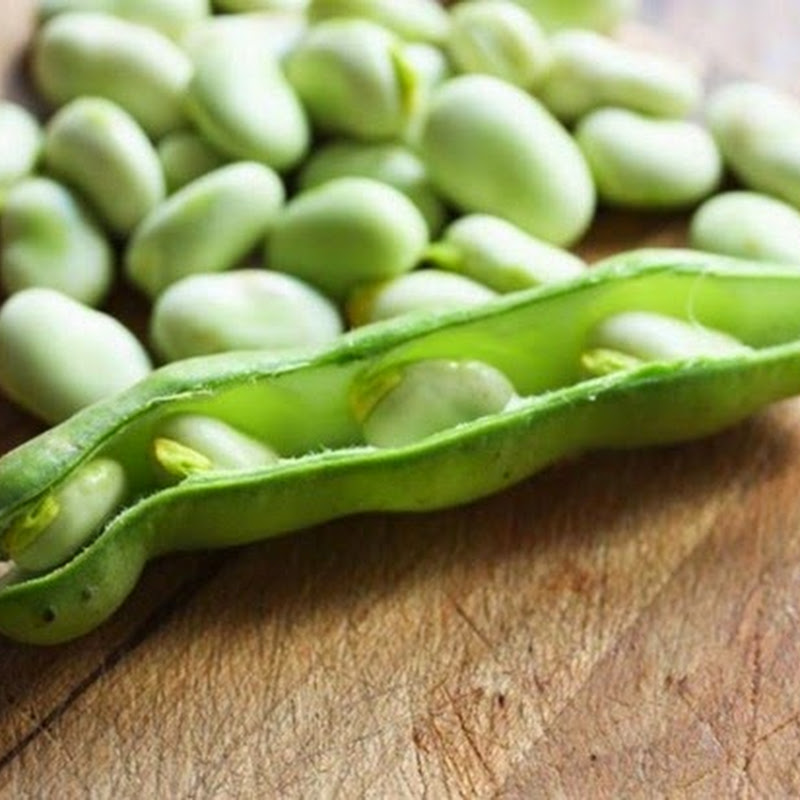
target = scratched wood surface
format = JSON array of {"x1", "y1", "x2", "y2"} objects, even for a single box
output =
[{"x1": 1, "y1": 1, "x2": 800, "y2": 797}]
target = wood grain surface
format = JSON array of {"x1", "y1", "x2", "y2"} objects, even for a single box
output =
[{"x1": 2, "y1": 1, "x2": 800, "y2": 797}]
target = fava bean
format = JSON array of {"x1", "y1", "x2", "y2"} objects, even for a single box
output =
[
  {"x1": 44, "y1": 97, "x2": 166, "y2": 235},
  {"x1": 150, "y1": 270, "x2": 343, "y2": 361},
  {"x1": 347, "y1": 269, "x2": 497, "y2": 326},
  {"x1": 690, "y1": 192, "x2": 800, "y2": 265},
  {"x1": 153, "y1": 414, "x2": 279, "y2": 482},
  {"x1": 0, "y1": 288, "x2": 152, "y2": 424},
  {"x1": 157, "y1": 131, "x2": 227, "y2": 193},
  {"x1": 537, "y1": 29, "x2": 701, "y2": 122},
  {"x1": 356, "y1": 359, "x2": 517, "y2": 448},
  {"x1": 419, "y1": 74, "x2": 595, "y2": 246},
  {"x1": 268, "y1": 177, "x2": 428, "y2": 301},
  {"x1": 426, "y1": 214, "x2": 585, "y2": 292},
  {"x1": 707, "y1": 82, "x2": 800, "y2": 209},
  {"x1": 39, "y1": 0, "x2": 210, "y2": 40},
  {"x1": 286, "y1": 19, "x2": 419, "y2": 140},
  {"x1": 181, "y1": 10, "x2": 307, "y2": 60},
  {"x1": 213, "y1": 0, "x2": 308, "y2": 11},
  {"x1": 509, "y1": 0, "x2": 639, "y2": 32},
  {"x1": 298, "y1": 141, "x2": 446, "y2": 234},
  {"x1": 447, "y1": 0, "x2": 550, "y2": 90},
  {"x1": 33, "y1": 13, "x2": 192, "y2": 138},
  {"x1": 0, "y1": 103, "x2": 43, "y2": 207},
  {"x1": 126, "y1": 162, "x2": 285, "y2": 298},
  {"x1": 308, "y1": 0, "x2": 450, "y2": 44},
  {"x1": 576, "y1": 108, "x2": 722, "y2": 209},
  {"x1": 1, "y1": 178, "x2": 113, "y2": 306},
  {"x1": 2, "y1": 458, "x2": 127, "y2": 573},
  {"x1": 185, "y1": 33, "x2": 310, "y2": 171}
]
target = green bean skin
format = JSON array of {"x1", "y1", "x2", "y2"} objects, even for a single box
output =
[
  {"x1": 1, "y1": 178, "x2": 113, "y2": 306},
  {"x1": 298, "y1": 141, "x2": 446, "y2": 235},
  {"x1": 576, "y1": 109, "x2": 722, "y2": 210},
  {"x1": 157, "y1": 131, "x2": 227, "y2": 194},
  {"x1": 347, "y1": 269, "x2": 496, "y2": 326},
  {"x1": 33, "y1": 13, "x2": 192, "y2": 138},
  {"x1": 308, "y1": 0, "x2": 450, "y2": 44},
  {"x1": 0, "y1": 103, "x2": 43, "y2": 207},
  {"x1": 690, "y1": 192, "x2": 800, "y2": 265},
  {"x1": 268, "y1": 177, "x2": 429, "y2": 301},
  {"x1": 537, "y1": 30, "x2": 701, "y2": 122},
  {"x1": 44, "y1": 97, "x2": 166, "y2": 235},
  {"x1": 286, "y1": 19, "x2": 419, "y2": 140},
  {"x1": 419, "y1": 75, "x2": 595, "y2": 247},
  {"x1": 150, "y1": 270, "x2": 344, "y2": 361},
  {"x1": 508, "y1": 0, "x2": 639, "y2": 31},
  {"x1": 181, "y1": 10, "x2": 307, "y2": 61},
  {"x1": 39, "y1": 0, "x2": 210, "y2": 39},
  {"x1": 447, "y1": 0, "x2": 550, "y2": 90},
  {"x1": 185, "y1": 33, "x2": 310, "y2": 171},
  {"x1": 426, "y1": 214, "x2": 586, "y2": 292},
  {"x1": 213, "y1": 0, "x2": 308, "y2": 12},
  {"x1": 0, "y1": 288, "x2": 152, "y2": 425},
  {"x1": 4, "y1": 250, "x2": 800, "y2": 642},
  {"x1": 707, "y1": 82, "x2": 800, "y2": 209},
  {"x1": 125, "y1": 162, "x2": 285, "y2": 298}
]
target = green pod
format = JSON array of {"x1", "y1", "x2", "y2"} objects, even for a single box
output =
[
  {"x1": 0, "y1": 103, "x2": 43, "y2": 208},
  {"x1": 509, "y1": 0, "x2": 639, "y2": 31},
  {"x1": 298, "y1": 141, "x2": 447, "y2": 234},
  {"x1": 185, "y1": 34, "x2": 310, "y2": 171},
  {"x1": 1, "y1": 178, "x2": 113, "y2": 306},
  {"x1": 5, "y1": 250, "x2": 800, "y2": 642},
  {"x1": 0, "y1": 288, "x2": 152, "y2": 425},
  {"x1": 150, "y1": 270, "x2": 344, "y2": 362},
  {"x1": 690, "y1": 192, "x2": 800, "y2": 266},
  {"x1": 426, "y1": 214, "x2": 585, "y2": 292},
  {"x1": 39, "y1": 0, "x2": 211, "y2": 40},
  {"x1": 308, "y1": 0, "x2": 450, "y2": 43},
  {"x1": 268, "y1": 177, "x2": 429, "y2": 301},
  {"x1": 576, "y1": 109, "x2": 722, "y2": 210},
  {"x1": 33, "y1": 12, "x2": 192, "y2": 138},
  {"x1": 157, "y1": 131, "x2": 227, "y2": 194},
  {"x1": 537, "y1": 30, "x2": 701, "y2": 122},
  {"x1": 347, "y1": 269, "x2": 497, "y2": 326},
  {"x1": 707, "y1": 82, "x2": 800, "y2": 209},
  {"x1": 419, "y1": 74, "x2": 595, "y2": 246},
  {"x1": 181, "y1": 10, "x2": 307, "y2": 61},
  {"x1": 44, "y1": 97, "x2": 166, "y2": 236},
  {"x1": 447, "y1": 0, "x2": 550, "y2": 90},
  {"x1": 286, "y1": 19, "x2": 419, "y2": 140},
  {"x1": 126, "y1": 162, "x2": 285, "y2": 298}
]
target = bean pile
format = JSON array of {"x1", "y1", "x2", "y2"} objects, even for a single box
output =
[{"x1": 2, "y1": 0, "x2": 800, "y2": 643}]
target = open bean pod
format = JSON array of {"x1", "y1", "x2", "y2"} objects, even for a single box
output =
[{"x1": 3, "y1": 250, "x2": 800, "y2": 643}]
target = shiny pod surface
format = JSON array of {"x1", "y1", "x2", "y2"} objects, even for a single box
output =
[
  {"x1": 33, "y1": 13, "x2": 192, "y2": 138},
  {"x1": 0, "y1": 178, "x2": 113, "y2": 305},
  {"x1": 126, "y1": 162, "x2": 285, "y2": 298},
  {"x1": 419, "y1": 74, "x2": 595, "y2": 246}
]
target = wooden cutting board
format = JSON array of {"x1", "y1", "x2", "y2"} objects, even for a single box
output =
[{"x1": 2, "y1": 1, "x2": 800, "y2": 796}]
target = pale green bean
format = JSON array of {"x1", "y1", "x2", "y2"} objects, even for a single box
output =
[
  {"x1": 157, "y1": 131, "x2": 227, "y2": 194},
  {"x1": 0, "y1": 103, "x2": 43, "y2": 207}
]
